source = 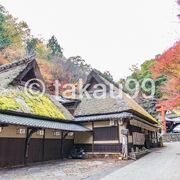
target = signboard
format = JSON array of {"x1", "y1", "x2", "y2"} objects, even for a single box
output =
[
  {"x1": 16, "y1": 128, "x2": 26, "y2": 135},
  {"x1": 121, "y1": 129, "x2": 129, "y2": 136},
  {"x1": 132, "y1": 132, "x2": 145, "y2": 145}
]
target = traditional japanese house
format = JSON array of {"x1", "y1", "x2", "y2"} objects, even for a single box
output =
[
  {"x1": 0, "y1": 56, "x2": 159, "y2": 167},
  {"x1": 73, "y1": 70, "x2": 159, "y2": 154},
  {"x1": 0, "y1": 56, "x2": 89, "y2": 168}
]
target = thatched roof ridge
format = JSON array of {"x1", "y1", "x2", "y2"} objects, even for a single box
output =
[{"x1": 75, "y1": 70, "x2": 158, "y2": 124}]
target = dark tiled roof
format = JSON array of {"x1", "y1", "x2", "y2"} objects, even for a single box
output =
[
  {"x1": 0, "y1": 112, "x2": 90, "y2": 132},
  {"x1": 75, "y1": 112, "x2": 133, "y2": 122}
]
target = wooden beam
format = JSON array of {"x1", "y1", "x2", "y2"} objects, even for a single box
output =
[
  {"x1": 42, "y1": 129, "x2": 46, "y2": 161},
  {"x1": 24, "y1": 127, "x2": 29, "y2": 165},
  {"x1": 60, "y1": 131, "x2": 70, "y2": 159},
  {"x1": 92, "y1": 122, "x2": 94, "y2": 154},
  {"x1": 24, "y1": 127, "x2": 39, "y2": 165},
  {"x1": 0, "y1": 123, "x2": 8, "y2": 127},
  {"x1": 61, "y1": 131, "x2": 64, "y2": 159},
  {"x1": 117, "y1": 120, "x2": 121, "y2": 152}
]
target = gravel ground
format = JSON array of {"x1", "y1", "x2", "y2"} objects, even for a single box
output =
[{"x1": 0, "y1": 158, "x2": 131, "y2": 180}]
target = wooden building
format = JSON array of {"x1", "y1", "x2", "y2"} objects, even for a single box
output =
[
  {"x1": 0, "y1": 56, "x2": 89, "y2": 168},
  {"x1": 73, "y1": 70, "x2": 159, "y2": 154},
  {"x1": 0, "y1": 56, "x2": 159, "y2": 167}
]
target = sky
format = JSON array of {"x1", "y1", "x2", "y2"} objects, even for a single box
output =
[{"x1": 0, "y1": 0, "x2": 180, "y2": 80}]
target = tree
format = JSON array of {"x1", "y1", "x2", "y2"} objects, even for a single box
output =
[
  {"x1": 151, "y1": 41, "x2": 180, "y2": 108},
  {"x1": 64, "y1": 56, "x2": 91, "y2": 82},
  {"x1": 0, "y1": 5, "x2": 92, "y2": 94},
  {"x1": 37, "y1": 58, "x2": 54, "y2": 88},
  {"x1": 36, "y1": 39, "x2": 51, "y2": 60},
  {"x1": 103, "y1": 71, "x2": 114, "y2": 84},
  {"x1": 0, "y1": 5, "x2": 30, "y2": 60},
  {"x1": 47, "y1": 35, "x2": 62, "y2": 57},
  {"x1": 138, "y1": 98, "x2": 158, "y2": 118},
  {"x1": 118, "y1": 59, "x2": 167, "y2": 118},
  {"x1": 124, "y1": 59, "x2": 167, "y2": 99},
  {"x1": 0, "y1": 6, "x2": 11, "y2": 50},
  {"x1": 26, "y1": 38, "x2": 38, "y2": 55}
]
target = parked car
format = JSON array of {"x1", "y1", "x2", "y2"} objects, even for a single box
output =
[
  {"x1": 70, "y1": 147, "x2": 86, "y2": 159},
  {"x1": 172, "y1": 125, "x2": 180, "y2": 133}
]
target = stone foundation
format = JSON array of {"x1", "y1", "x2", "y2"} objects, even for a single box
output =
[
  {"x1": 85, "y1": 152, "x2": 122, "y2": 159},
  {"x1": 162, "y1": 133, "x2": 180, "y2": 142}
]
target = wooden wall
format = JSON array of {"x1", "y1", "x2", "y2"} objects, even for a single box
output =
[
  {"x1": 127, "y1": 120, "x2": 158, "y2": 149},
  {"x1": 0, "y1": 138, "x2": 25, "y2": 167},
  {"x1": 0, "y1": 125, "x2": 74, "y2": 168},
  {"x1": 74, "y1": 121, "x2": 122, "y2": 153},
  {"x1": 74, "y1": 119, "x2": 158, "y2": 153}
]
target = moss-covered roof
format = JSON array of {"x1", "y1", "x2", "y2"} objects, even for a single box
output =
[{"x1": 0, "y1": 89, "x2": 73, "y2": 120}]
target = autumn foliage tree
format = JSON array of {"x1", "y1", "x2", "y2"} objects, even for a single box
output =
[
  {"x1": 0, "y1": 5, "x2": 91, "y2": 95},
  {"x1": 0, "y1": 5, "x2": 29, "y2": 61},
  {"x1": 151, "y1": 41, "x2": 180, "y2": 109}
]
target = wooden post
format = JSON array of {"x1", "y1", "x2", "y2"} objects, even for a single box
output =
[
  {"x1": 42, "y1": 129, "x2": 46, "y2": 161},
  {"x1": 61, "y1": 131, "x2": 64, "y2": 159},
  {"x1": 156, "y1": 131, "x2": 158, "y2": 146},
  {"x1": 24, "y1": 127, "x2": 29, "y2": 165},
  {"x1": 117, "y1": 120, "x2": 121, "y2": 152},
  {"x1": 24, "y1": 128, "x2": 38, "y2": 165},
  {"x1": 92, "y1": 122, "x2": 94, "y2": 154},
  {"x1": 121, "y1": 127, "x2": 129, "y2": 158}
]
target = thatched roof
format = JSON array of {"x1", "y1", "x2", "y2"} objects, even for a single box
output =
[
  {"x1": 74, "y1": 70, "x2": 158, "y2": 124},
  {"x1": 0, "y1": 56, "x2": 73, "y2": 121},
  {"x1": 0, "y1": 56, "x2": 43, "y2": 88},
  {"x1": 0, "y1": 89, "x2": 73, "y2": 121}
]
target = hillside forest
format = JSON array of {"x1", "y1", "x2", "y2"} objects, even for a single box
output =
[{"x1": 0, "y1": 4, "x2": 179, "y2": 118}]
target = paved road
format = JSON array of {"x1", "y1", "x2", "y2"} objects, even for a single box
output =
[{"x1": 102, "y1": 142, "x2": 180, "y2": 180}]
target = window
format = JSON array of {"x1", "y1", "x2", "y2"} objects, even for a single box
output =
[{"x1": 94, "y1": 126, "x2": 118, "y2": 141}]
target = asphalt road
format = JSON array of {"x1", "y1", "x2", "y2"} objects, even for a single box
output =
[{"x1": 102, "y1": 142, "x2": 180, "y2": 180}]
